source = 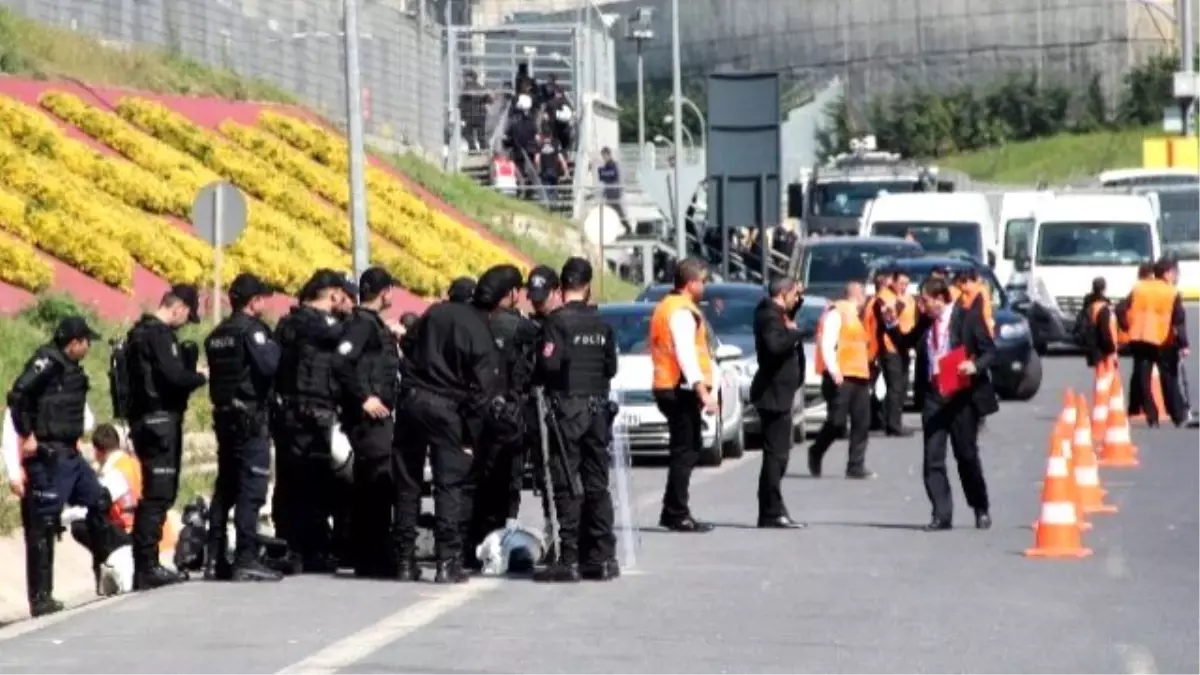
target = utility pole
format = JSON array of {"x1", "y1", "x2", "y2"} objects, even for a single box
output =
[
  {"x1": 670, "y1": 0, "x2": 685, "y2": 259},
  {"x1": 626, "y1": 7, "x2": 655, "y2": 154},
  {"x1": 1178, "y1": 0, "x2": 1197, "y2": 136},
  {"x1": 343, "y1": 0, "x2": 369, "y2": 279}
]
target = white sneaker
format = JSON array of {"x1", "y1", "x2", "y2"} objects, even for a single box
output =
[{"x1": 102, "y1": 545, "x2": 134, "y2": 595}]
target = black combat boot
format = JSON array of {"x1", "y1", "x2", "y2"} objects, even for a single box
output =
[
  {"x1": 203, "y1": 538, "x2": 233, "y2": 581},
  {"x1": 434, "y1": 556, "x2": 470, "y2": 584},
  {"x1": 27, "y1": 528, "x2": 64, "y2": 618},
  {"x1": 533, "y1": 562, "x2": 581, "y2": 583},
  {"x1": 395, "y1": 556, "x2": 423, "y2": 582},
  {"x1": 134, "y1": 564, "x2": 183, "y2": 591},
  {"x1": 580, "y1": 558, "x2": 620, "y2": 581},
  {"x1": 231, "y1": 549, "x2": 284, "y2": 582}
]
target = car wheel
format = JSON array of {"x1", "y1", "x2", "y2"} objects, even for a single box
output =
[
  {"x1": 700, "y1": 411, "x2": 724, "y2": 467},
  {"x1": 1008, "y1": 352, "x2": 1043, "y2": 401},
  {"x1": 722, "y1": 418, "x2": 745, "y2": 459}
]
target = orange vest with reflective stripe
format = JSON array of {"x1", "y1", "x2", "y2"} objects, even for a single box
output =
[
  {"x1": 1088, "y1": 299, "x2": 1117, "y2": 355},
  {"x1": 650, "y1": 293, "x2": 713, "y2": 390},
  {"x1": 1127, "y1": 278, "x2": 1175, "y2": 346},
  {"x1": 959, "y1": 282, "x2": 995, "y2": 337},
  {"x1": 814, "y1": 300, "x2": 871, "y2": 380},
  {"x1": 863, "y1": 290, "x2": 890, "y2": 361},
  {"x1": 105, "y1": 452, "x2": 142, "y2": 533}
]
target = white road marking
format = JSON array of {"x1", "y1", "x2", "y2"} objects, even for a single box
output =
[
  {"x1": 0, "y1": 595, "x2": 133, "y2": 642},
  {"x1": 274, "y1": 454, "x2": 755, "y2": 674},
  {"x1": 1115, "y1": 643, "x2": 1159, "y2": 674}
]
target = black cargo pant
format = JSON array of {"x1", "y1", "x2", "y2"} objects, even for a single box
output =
[
  {"x1": 880, "y1": 351, "x2": 909, "y2": 434},
  {"x1": 208, "y1": 409, "x2": 272, "y2": 566},
  {"x1": 809, "y1": 375, "x2": 871, "y2": 472},
  {"x1": 547, "y1": 396, "x2": 615, "y2": 567},
  {"x1": 656, "y1": 389, "x2": 703, "y2": 523},
  {"x1": 394, "y1": 390, "x2": 474, "y2": 563},
  {"x1": 271, "y1": 403, "x2": 338, "y2": 562},
  {"x1": 130, "y1": 411, "x2": 183, "y2": 573},
  {"x1": 345, "y1": 414, "x2": 395, "y2": 577},
  {"x1": 756, "y1": 408, "x2": 792, "y2": 521}
]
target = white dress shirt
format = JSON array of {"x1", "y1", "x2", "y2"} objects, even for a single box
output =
[
  {"x1": 668, "y1": 308, "x2": 706, "y2": 387},
  {"x1": 819, "y1": 309, "x2": 843, "y2": 379},
  {"x1": 926, "y1": 303, "x2": 955, "y2": 379}
]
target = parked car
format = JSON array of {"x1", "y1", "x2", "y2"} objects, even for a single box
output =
[
  {"x1": 636, "y1": 283, "x2": 825, "y2": 442},
  {"x1": 598, "y1": 303, "x2": 746, "y2": 467},
  {"x1": 791, "y1": 236, "x2": 924, "y2": 300},
  {"x1": 867, "y1": 256, "x2": 1043, "y2": 401}
]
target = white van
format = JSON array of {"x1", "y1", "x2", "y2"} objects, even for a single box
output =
[
  {"x1": 996, "y1": 191, "x2": 1054, "y2": 288},
  {"x1": 1023, "y1": 193, "x2": 1160, "y2": 344},
  {"x1": 861, "y1": 192, "x2": 997, "y2": 266}
]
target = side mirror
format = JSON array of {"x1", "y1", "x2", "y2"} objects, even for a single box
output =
[
  {"x1": 936, "y1": 180, "x2": 955, "y2": 192},
  {"x1": 714, "y1": 343, "x2": 744, "y2": 362},
  {"x1": 1014, "y1": 252, "x2": 1031, "y2": 273},
  {"x1": 986, "y1": 250, "x2": 997, "y2": 269}
]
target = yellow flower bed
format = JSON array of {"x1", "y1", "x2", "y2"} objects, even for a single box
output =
[
  {"x1": 0, "y1": 191, "x2": 53, "y2": 293},
  {"x1": 115, "y1": 97, "x2": 449, "y2": 295},
  {"x1": 39, "y1": 92, "x2": 347, "y2": 292},
  {"x1": 0, "y1": 139, "x2": 133, "y2": 290},
  {"x1": 222, "y1": 120, "x2": 508, "y2": 278},
  {"x1": 257, "y1": 112, "x2": 525, "y2": 274}
]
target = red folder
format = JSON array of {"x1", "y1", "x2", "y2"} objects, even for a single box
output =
[{"x1": 936, "y1": 347, "x2": 971, "y2": 397}]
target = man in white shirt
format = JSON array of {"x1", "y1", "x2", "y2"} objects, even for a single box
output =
[
  {"x1": 807, "y1": 282, "x2": 876, "y2": 479},
  {"x1": 649, "y1": 258, "x2": 719, "y2": 533}
]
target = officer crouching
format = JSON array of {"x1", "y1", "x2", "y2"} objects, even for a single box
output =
[
  {"x1": 272, "y1": 270, "x2": 347, "y2": 573},
  {"x1": 7, "y1": 317, "x2": 121, "y2": 616},
  {"x1": 203, "y1": 273, "x2": 283, "y2": 582},
  {"x1": 534, "y1": 257, "x2": 620, "y2": 583},
  {"x1": 331, "y1": 267, "x2": 402, "y2": 579},
  {"x1": 394, "y1": 266, "x2": 514, "y2": 584}
]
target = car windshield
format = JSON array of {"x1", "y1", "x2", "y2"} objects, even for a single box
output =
[
  {"x1": 871, "y1": 221, "x2": 982, "y2": 258},
  {"x1": 638, "y1": 285, "x2": 766, "y2": 305},
  {"x1": 1158, "y1": 189, "x2": 1199, "y2": 261},
  {"x1": 813, "y1": 180, "x2": 919, "y2": 217},
  {"x1": 698, "y1": 299, "x2": 757, "y2": 336},
  {"x1": 801, "y1": 241, "x2": 921, "y2": 285},
  {"x1": 1102, "y1": 174, "x2": 1198, "y2": 188},
  {"x1": 598, "y1": 309, "x2": 654, "y2": 355},
  {"x1": 1003, "y1": 218, "x2": 1034, "y2": 260},
  {"x1": 1035, "y1": 222, "x2": 1154, "y2": 266}
]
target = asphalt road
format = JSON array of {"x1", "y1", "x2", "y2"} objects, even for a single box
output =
[{"x1": 0, "y1": 310, "x2": 1196, "y2": 674}]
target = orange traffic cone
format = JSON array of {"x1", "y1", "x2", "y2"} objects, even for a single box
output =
[
  {"x1": 1099, "y1": 377, "x2": 1140, "y2": 468},
  {"x1": 1073, "y1": 393, "x2": 1118, "y2": 515},
  {"x1": 1026, "y1": 433, "x2": 1092, "y2": 559},
  {"x1": 1056, "y1": 389, "x2": 1077, "y2": 461},
  {"x1": 1036, "y1": 417, "x2": 1090, "y2": 531},
  {"x1": 1091, "y1": 361, "x2": 1115, "y2": 455}
]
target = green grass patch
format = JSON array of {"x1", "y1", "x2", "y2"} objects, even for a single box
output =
[
  {"x1": 0, "y1": 8, "x2": 295, "y2": 103},
  {"x1": 939, "y1": 127, "x2": 1152, "y2": 184},
  {"x1": 385, "y1": 151, "x2": 640, "y2": 302}
]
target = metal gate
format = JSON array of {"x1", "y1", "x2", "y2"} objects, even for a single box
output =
[{"x1": 445, "y1": 23, "x2": 580, "y2": 172}]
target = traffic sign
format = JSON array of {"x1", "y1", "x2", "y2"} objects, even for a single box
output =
[{"x1": 191, "y1": 181, "x2": 248, "y2": 325}]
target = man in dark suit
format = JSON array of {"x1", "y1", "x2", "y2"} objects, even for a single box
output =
[
  {"x1": 883, "y1": 276, "x2": 998, "y2": 532},
  {"x1": 749, "y1": 277, "x2": 807, "y2": 529}
]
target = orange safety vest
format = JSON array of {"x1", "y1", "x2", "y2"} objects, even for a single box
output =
[
  {"x1": 959, "y1": 282, "x2": 995, "y2": 337},
  {"x1": 103, "y1": 451, "x2": 142, "y2": 533},
  {"x1": 650, "y1": 293, "x2": 713, "y2": 390},
  {"x1": 949, "y1": 285, "x2": 962, "y2": 303},
  {"x1": 814, "y1": 300, "x2": 871, "y2": 380},
  {"x1": 1088, "y1": 299, "x2": 1118, "y2": 355},
  {"x1": 1126, "y1": 278, "x2": 1175, "y2": 346},
  {"x1": 863, "y1": 289, "x2": 914, "y2": 358}
]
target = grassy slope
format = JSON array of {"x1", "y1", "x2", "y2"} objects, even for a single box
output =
[{"x1": 939, "y1": 126, "x2": 1151, "y2": 184}]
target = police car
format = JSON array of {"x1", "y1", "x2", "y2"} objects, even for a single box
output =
[{"x1": 597, "y1": 303, "x2": 745, "y2": 467}]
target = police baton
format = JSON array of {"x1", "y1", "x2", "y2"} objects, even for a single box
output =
[{"x1": 534, "y1": 388, "x2": 562, "y2": 565}]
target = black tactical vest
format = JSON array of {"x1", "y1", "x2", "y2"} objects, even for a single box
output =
[
  {"x1": 33, "y1": 347, "x2": 89, "y2": 443},
  {"x1": 489, "y1": 309, "x2": 521, "y2": 393},
  {"x1": 546, "y1": 302, "x2": 611, "y2": 396},
  {"x1": 277, "y1": 307, "x2": 338, "y2": 404},
  {"x1": 353, "y1": 308, "x2": 400, "y2": 405},
  {"x1": 205, "y1": 314, "x2": 254, "y2": 407}
]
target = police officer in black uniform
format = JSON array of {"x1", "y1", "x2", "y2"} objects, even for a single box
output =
[
  {"x1": 332, "y1": 267, "x2": 402, "y2": 579},
  {"x1": 534, "y1": 258, "x2": 619, "y2": 583},
  {"x1": 125, "y1": 285, "x2": 208, "y2": 590},
  {"x1": 522, "y1": 265, "x2": 562, "y2": 557},
  {"x1": 7, "y1": 317, "x2": 117, "y2": 616},
  {"x1": 204, "y1": 273, "x2": 283, "y2": 582},
  {"x1": 394, "y1": 267, "x2": 509, "y2": 584},
  {"x1": 272, "y1": 270, "x2": 346, "y2": 573},
  {"x1": 448, "y1": 276, "x2": 477, "y2": 304},
  {"x1": 465, "y1": 267, "x2": 535, "y2": 568}
]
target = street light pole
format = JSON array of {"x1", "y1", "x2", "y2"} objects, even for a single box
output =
[
  {"x1": 670, "y1": 0, "x2": 685, "y2": 259},
  {"x1": 636, "y1": 41, "x2": 646, "y2": 152},
  {"x1": 343, "y1": 0, "x2": 370, "y2": 279}
]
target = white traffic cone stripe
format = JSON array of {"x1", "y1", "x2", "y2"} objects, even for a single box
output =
[
  {"x1": 1106, "y1": 426, "x2": 1131, "y2": 442},
  {"x1": 1041, "y1": 501, "x2": 1079, "y2": 525},
  {"x1": 1047, "y1": 456, "x2": 1070, "y2": 476},
  {"x1": 1074, "y1": 428, "x2": 1092, "y2": 445},
  {"x1": 1110, "y1": 392, "x2": 1125, "y2": 408},
  {"x1": 1075, "y1": 465, "x2": 1099, "y2": 486},
  {"x1": 1063, "y1": 409, "x2": 1077, "y2": 424},
  {"x1": 1094, "y1": 405, "x2": 1109, "y2": 421},
  {"x1": 1060, "y1": 438, "x2": 1073, "y2": 460}
]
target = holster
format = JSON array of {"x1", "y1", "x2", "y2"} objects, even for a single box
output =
[{"x1": 218, "y1": 401, "x2": 266, "y2": 438}]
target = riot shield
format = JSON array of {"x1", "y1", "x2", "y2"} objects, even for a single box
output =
[{"x1": 608, "y1": 389, "x2": 641, "y2": 570}]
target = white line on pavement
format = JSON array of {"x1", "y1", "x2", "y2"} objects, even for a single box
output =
[
  {"x1": 274, "y1": 454, "x2": 755, "y2": 674},
  {"x1": 1115, "y1": 643, "x2": 1159, "y2": 674},
  {"x1": 0, "y1": 595, "x2": 133, "y2": 643}
]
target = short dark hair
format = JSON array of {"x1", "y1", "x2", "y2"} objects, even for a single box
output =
[
  {"x1": 92, "y1": 423, "x2": 121, "y2": 452},
  {"x1": 673, "y1": 257, "x2": 707, "y2": 290},
  {"x1": 1153, "y1": 256, "x2": 1177, "y2": 278},
  {"x1": 1137, "y1": 262, "x2": 1154, "y2": 279},
  {"x1": 768, "y1": 276, "x2": 796, "y2": 298},
  {"x1": 1092, "y1": 277, "x2": 1107, "y2": 295},
  {"x1": 920, "y1": 276, "x2": 953, "y2": 302}
]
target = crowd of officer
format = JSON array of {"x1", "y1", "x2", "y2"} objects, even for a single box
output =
[{"x1": 6, "y1": 255, "x2": 622, "y2": 616}]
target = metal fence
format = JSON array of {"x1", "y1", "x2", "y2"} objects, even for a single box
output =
[{"x1": 2, "y1": 0, "x2": 446, "y2": 156}]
